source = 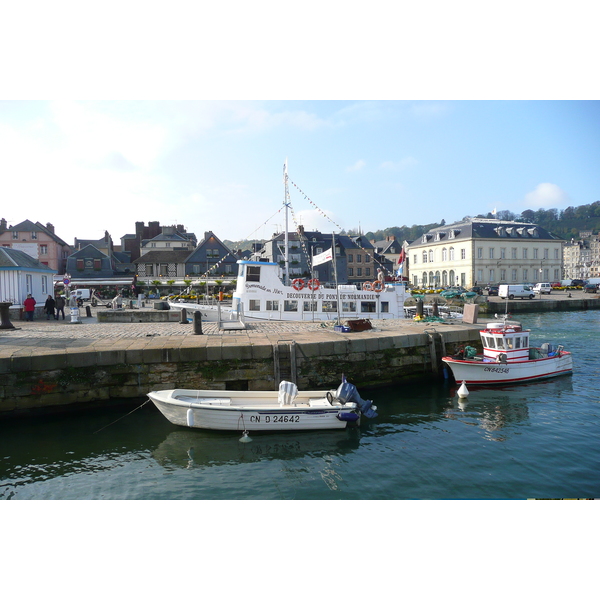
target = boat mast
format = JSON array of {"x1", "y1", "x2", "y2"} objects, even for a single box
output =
[
  {"x1": 332, "y1": 231, "x2": 341, "y2": 325},
  {"x1": 283, "y1": 159, "x2": 290, "y2": 286}
]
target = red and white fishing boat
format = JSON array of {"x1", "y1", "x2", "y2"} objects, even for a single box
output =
[{"x1": 441, "y1": 316, "x2": 573, "y2": 385}]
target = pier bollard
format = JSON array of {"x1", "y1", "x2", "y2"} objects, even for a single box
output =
[
  {"x1": 432, "y1": 299, "x2": 439, "y2": 317},
  {"x1": 85, "y1": 305, "x2": 92, "y2": 317},
  {"x1": 179, "y1": 308, "x2": 188, "y2": 324},
  {"x1": 416, "y1": 298, "x2": 424, "y2": 318},
  {"x1": 193, "y1": 310, "x2": 203, "y2": 335}
]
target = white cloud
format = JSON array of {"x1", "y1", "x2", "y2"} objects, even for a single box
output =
[
  {"x1": 524, "y1": 183, "x2": 570, "y2": 208},
  {"x1": 346, "y1": 159, "x2": 366, "y2": 172}
]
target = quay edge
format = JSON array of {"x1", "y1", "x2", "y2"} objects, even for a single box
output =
[{"x1": 0, "y1": 321, "x2": 481, "y2": 418}]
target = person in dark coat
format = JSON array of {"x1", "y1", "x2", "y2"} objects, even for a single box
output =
[
  {"x1": 23, "y1": 294, "x2": 36, "y2": 321},
  {"x1": 44, "y1": 294, "x2": 56, "y2": 320},
  {"x1": 55, "y1": 294, "x2": 66, "y2": 320}
]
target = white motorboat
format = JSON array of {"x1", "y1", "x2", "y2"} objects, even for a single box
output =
[
  {"x1": 441, "y1": 316, "x2": 573, "y2": 385},
  {"x1": 148, "y1": 380, "x2": 378, "y2": 432}
]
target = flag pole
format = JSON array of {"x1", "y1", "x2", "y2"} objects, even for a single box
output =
[{"x1": 332, "y1": 231, "x2": 341, "y2": 325}]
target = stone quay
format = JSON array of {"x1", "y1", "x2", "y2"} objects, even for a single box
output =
[{"x1": 0, "y1": 308, "x2": 480, "y2": 417}]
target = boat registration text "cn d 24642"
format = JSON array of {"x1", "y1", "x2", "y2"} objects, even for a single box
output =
[
  {"x1": 250, "y1": 415, "x2": 300, "y2": 423},
  {"x1": 483, "y1": 366, "x2": 509, "y2": 374}
]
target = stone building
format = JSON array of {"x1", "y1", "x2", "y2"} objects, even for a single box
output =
[
  {"x1": 563, "y1": 236, "x2": 600, "y2": 281},
  {"x1": 407, "y1": 218, "x2": 564, "y2": 289}
]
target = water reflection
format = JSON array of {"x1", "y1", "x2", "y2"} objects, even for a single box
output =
[
  {"x1": 444, "y1": 376, "x2": 574, "y2": 441},
  {"x1": 152, "y1": 428, "x2": 362, "y2": 470}
]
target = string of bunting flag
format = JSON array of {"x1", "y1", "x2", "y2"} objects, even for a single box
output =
[{"x1": 289, "y1": 178, "x2": 396, "y2": 278}]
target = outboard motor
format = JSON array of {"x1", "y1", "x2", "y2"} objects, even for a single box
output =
[{"x1": 336, "y1": 381, "x2": 378, "y2": 419}]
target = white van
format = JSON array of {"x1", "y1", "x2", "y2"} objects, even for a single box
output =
[
  {"x1": 498, "y1": 284, "x2": 535, "y2": 300},
  {"x1": 533, "y1": 282, "x2": 552, "y2": 295},
  {"x1": 70, "y1": 289, "x2": 91, "y2": 301}
]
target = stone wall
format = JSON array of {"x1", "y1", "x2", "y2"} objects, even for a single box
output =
[{"x1": 0, "y1": 327, "x2": 479, "y2": 417}]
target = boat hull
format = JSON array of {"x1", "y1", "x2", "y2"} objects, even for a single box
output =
[
  {"x1": 442, "y1": 353, "x2": 573, "y2": 385},
  {"x1": 148, "y1": 390, "x2": 358, "y2": 431}
]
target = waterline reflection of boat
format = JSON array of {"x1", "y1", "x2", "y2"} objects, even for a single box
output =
[{"x1": 152, "y1": 428, "x2": 362, "y2": 469}]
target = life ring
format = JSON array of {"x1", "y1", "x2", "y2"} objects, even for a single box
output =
[
  {"x1": 308, "y1": 278, "x2": 320, "y2": 291},
  {"x1": 372, "y1": 280, "x2": 384, "y2": 293},
  {"x1": 292, "y1": 278, "x2": 305, "y2": 291},
  {"x1": 362, "y1": 281, "x2": 373, "y2": 291}
]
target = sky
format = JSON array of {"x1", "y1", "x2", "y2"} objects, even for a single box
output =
[{"x1": 1, "y1": 100, "x2": 599, "y2": 247}]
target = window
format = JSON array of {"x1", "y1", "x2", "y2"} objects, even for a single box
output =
[
  {"x1": 512, "y1": 269, "x2": 517, "y2": 282},
  {"x1": 356, "y1": 254, "x2": 362, "y2": 263},
  {"x1": 477, "y1": 269, "x2": 483, "y2": 281},
  {"x1": 348, "y1": 254, "x2": 353, "y2": 262},
  {"x1": 246, "y1": 266, "x2": 261, "y2": 282},
  {"x1": 428, "y1": 250, "x2": 434, "y2": 262},
  {"x1": 76, "y1": 259, "x2": 84, "y2": 271},
  {"x1": 151, "y1": 243, "x2": 156, "y2": 247},
  {"x1": 322, "y1": 301, "x2": 337, "y2": 312},
  {"x1": 348, "y1": 267, "x2": 354, "y2": 276},
  {"x1": 361, "y1": 301, "x2": 376, "y2": 313},
  {"x1": 544, "y1": 249, "x2": 549, "y2": 260},
  {"x1": 365, "y1": 254, "x2": 371, "y2": 263},
  {"x1": 147, "y1": 264, "x2": 154, "y2": 276},
  {"x1": 381, "y1": 302, "x2": 389, "y2": 313},
  {"x1": 554, "y1": 249, "x2": 559, "y2": 259},
  {"x1": 26, "y1": 274, "x2": 32, "y2": 294},
  {"x1": 42, "y1": 276, "x2": 47, "y2": 294},
  {"x1": 461, "y1": 249, "x2": 466, "y2": 260},
  {"x1": 554, "y1": 268, "x2": 560, "y2": 280},
  {"x1": 511, "y1": 248, "x2": 517, "y2": 259},
  {"x1": 266, "y1": 300, "x2": 279, "y2": 311},
  {"x1": 303, "y1": 300, "x2": 317, "y2": 312},
  {"x1": 365, "y1": 268, "x2": 371, "y2": 277},
  {"x1": 533, "y1": 248, "x2": 538, "y2": 259},
  {"x1": 284, "y1": 300, "x2": 298, "y2": 311},
  {"x1": 489, "y1": 269, "x2": 495, "y2": 281},
  {"x1": 12, "y1": 231, "x2": 19, "y2": 239},
  {"x1": 500, "y1": 248, "x2": 506, "y2": 259},
  {"x1": 500, "y1": 269, "x2": 506, "y2": 281},
  {"x1": 31, "y1": 231, "x2": 37, "y2": 239},
  {"x1": 249, "y1": 299, "x2": 260, "y2": 311},
  {"x1": 357, "y1": 268, "x2": 362, "y2": 277},
  {"x1": 422, "y1": 251, "x2": 428, "y2": 263},
  {"x1": 94, "y1": 259, "x2": 102, "y2": 270},
  {"x1": 523, "y1": 248, "x2": 528, "y2": 259},
  {"x1": 442, "y1": 248, "x2": 447, "y2": 261},
  {"x1": 40, "y1": 245, "x2": 48, "y2": 255},
  {"x1": 342, "y1": 301, "x2": 357, "y2": 312},
  {"x1": 477, "y1": 247, "x2": 483, "y2": 259},
  {"x1": 413, "y1": 254, "x2": 417, "y2": 264},
  {"x1": 489, "y1": 248, "x2": 494, "y2": 259},
  {"x1": 449, "y1": 247, "x2": 455, "y2": 261},
  {"x1": 523, "y1": 269, "x2": 528, "y2": 281},
  {"x1": 165, "y1": 243, "x2": 170, "y2": 248}
]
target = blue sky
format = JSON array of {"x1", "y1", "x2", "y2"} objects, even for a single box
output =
[
  {"x1": 1, "y1": 5, "x2": 598, "y2": 248},
  {"x1": 1, "y1": 100, "x2": 598, "y2": 245}
]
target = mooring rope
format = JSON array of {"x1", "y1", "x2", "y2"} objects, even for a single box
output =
[{"x1": 93, "y1": 399, "x2": 151, "y2": 434}]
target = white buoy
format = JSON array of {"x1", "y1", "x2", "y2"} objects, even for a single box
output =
[
  {"x1": 457, "y1": 380, "x2": 469, "y2": 399},
  {"x1": 239, "y1": 431, "x2": 252, "y2": 443}
]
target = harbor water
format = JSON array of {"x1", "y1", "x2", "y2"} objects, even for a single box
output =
[{"x1": 1, "y1": 310, "x2": 599, "y2": 500}]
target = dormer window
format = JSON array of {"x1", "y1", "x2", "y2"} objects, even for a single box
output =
[
  {"x1": 527, "y1": 228, "x2": 539, "y2": 237},
  {"x1": 494, "y1": 227, "x2": 506, "y2": 237},
  {"x1": 517, "y1": 227, "x2": 527, "y2": 237}
]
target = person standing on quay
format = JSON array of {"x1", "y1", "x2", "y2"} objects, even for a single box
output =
[
  {"x1": 44, "y1": 294, "x2": 56, "y2": 320},
  {"x1": 55, "y1": 294, "x2": 66, "y2": 320},
  {"x1": 24, "y1": 294, "x2": 36, "y2": 321}
]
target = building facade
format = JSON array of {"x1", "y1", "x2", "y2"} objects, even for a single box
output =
[
  {"x1": 407, "y1": 218, "x2": 564, "y2": 289},
  {"x1": 563, "y1": 236, "x2": 600, "y2": 281},
  {"x1": 0, "y1": 218, "x2": 71, "y2": 274}
]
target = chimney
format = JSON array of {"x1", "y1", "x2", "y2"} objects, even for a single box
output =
[
  {"x1": 0, "y1": 218, "x2": 6, "y2": 231},
  {"x1": 46, "y1": 222, "x2": 55, "y2": 234},
  {"x1": 386, "y1": 235, "x2": 396, "y2": 241}
]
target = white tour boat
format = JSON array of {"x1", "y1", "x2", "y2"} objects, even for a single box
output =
[
  {"x1": 170, "y1": 261, "x2": 407, "y2": 323},
  {"x1": 441, "y1": 316, "x2": 573, "y2": 385},
  {"x1": 148, "y1": 380, "x2": 378, "y2": 432}
]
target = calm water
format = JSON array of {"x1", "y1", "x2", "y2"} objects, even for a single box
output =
[{"x1": 1, "y1": 311, "x2": 599, "y2": 500}]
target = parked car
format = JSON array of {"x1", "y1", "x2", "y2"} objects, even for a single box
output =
[
  {"x1": 533, "y1": 282, "x2": 552, "y2": 295},
  {"x1": 583, "y1": 283, "x2": 598, "y2": 293},
  {"x1": 499, "y1": 284, "x2": 535, "y2": 300},
  {"x1": 469, "y1": 286, "x2": 484, "y2": 295},
  {"x1": 486, "y1": 285, "x2": 499, "y2": 296},
  {"x1": 551, "y1": 282, "x2": 562, "y2": 288},
  {"x1": 570, "y1": 279, "x2": 586, "y2": 287}
]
